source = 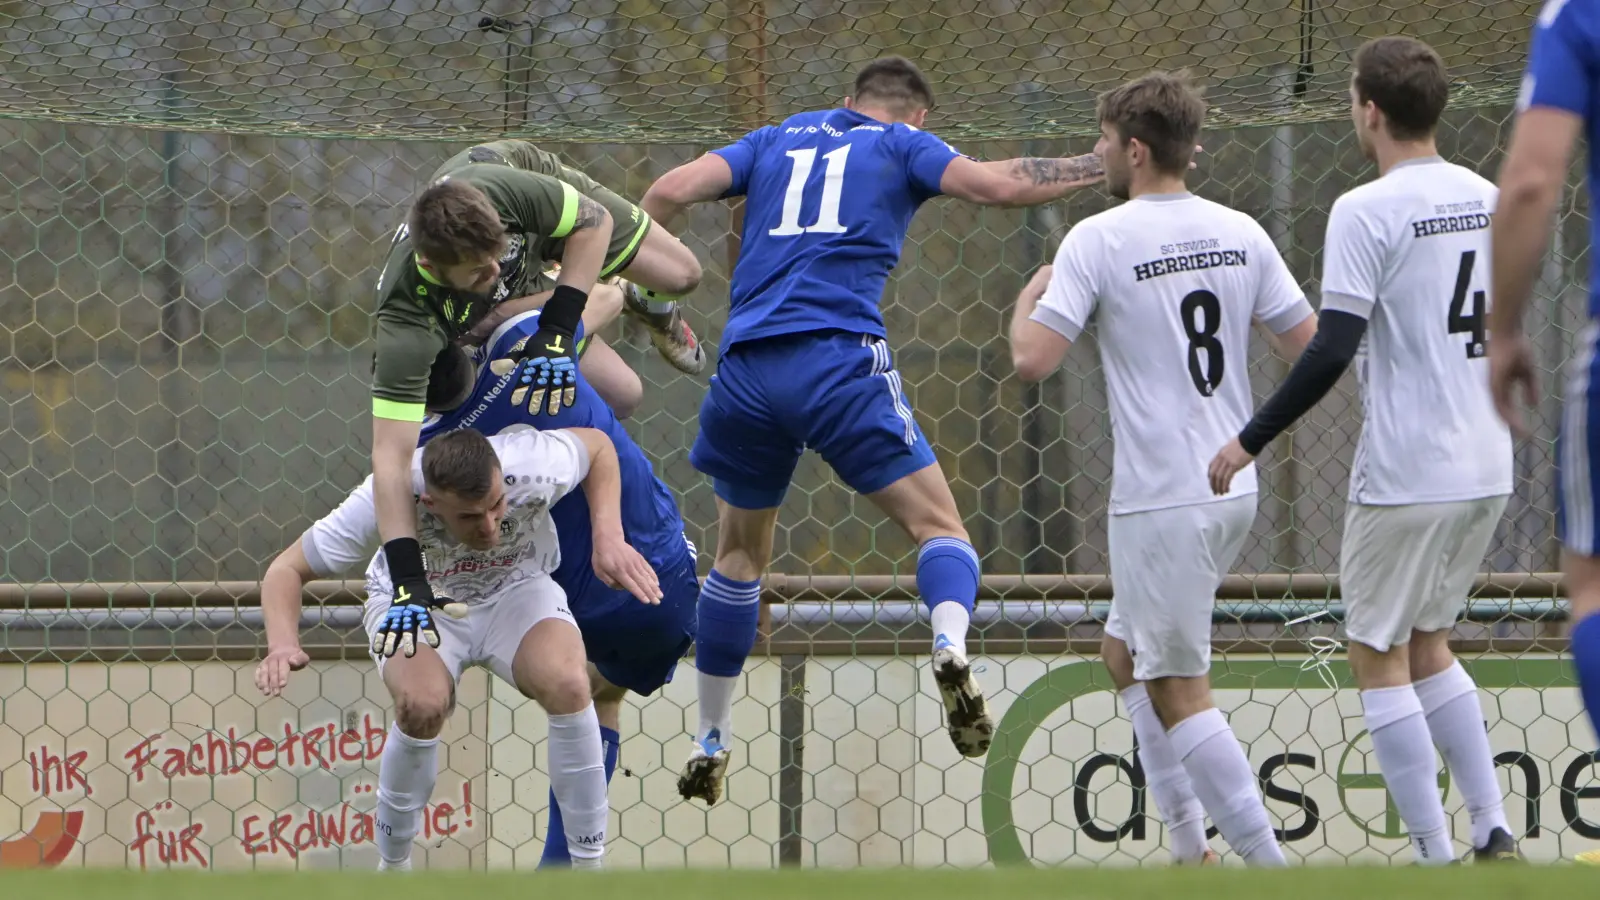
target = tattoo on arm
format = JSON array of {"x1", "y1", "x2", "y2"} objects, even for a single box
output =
[
  {"x1": 574, "y1": 196, "x2": 607, "y2": 230},
  {"x1": 1010, "y1": 154, "x2": 1105, "y2": 185}
]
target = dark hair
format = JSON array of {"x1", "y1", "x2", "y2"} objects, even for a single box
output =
[
  {"x1": 1097, "y1": 71, "x2": 1206, "y2": 175},
  {"x1": 1353, "y1": 36, "x2": 1449, "y2": 141},
  {"x1": 421, "y1": 428, "x2": 499, "y2": 500},
  {"x1": 425, "y1": 344, "x2": 476, "y2": 413},
  {"x1": 852, "y1": 56, "x2": 935, "y2": 115},
  {"x1": 408, "y1": 178, "x2": 506, "y2": 267}
]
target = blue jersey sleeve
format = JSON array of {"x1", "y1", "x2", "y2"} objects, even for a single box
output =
[
  {"x1": 1522, "y1": 0, "x2": 1596, "y2": 114},
  {"x1": 894, "y1": 126, "x2": 962, "y2": 199},
  {"x1": 710, "y1": 126, "x2": 774, "y2": 198}
]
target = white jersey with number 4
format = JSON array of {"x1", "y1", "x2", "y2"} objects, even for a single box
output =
[
  {"x1": 1033, "y1": 193, "x2": 1314, "y2": 514},
  {"x1": 1320, "y1": 157, "x2": 1513, "y2": 505},
  {"x1": 300, "y1": 427, "x2": 590, "y2": 601}
]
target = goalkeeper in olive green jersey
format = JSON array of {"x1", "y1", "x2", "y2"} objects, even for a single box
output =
[
  {"x1": 367, "y1": 155, "x2": 701, "y2": 658},
  {"x1": 432, "y1": 140, "x2": 706, "y2": 375}
]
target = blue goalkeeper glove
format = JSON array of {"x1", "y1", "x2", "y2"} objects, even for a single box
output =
[
  {"x1": 372, "y1": 539, "x2": 468, "y2": 659},
  {"x1": 493, "y1": 285, "x2": 587, "y2": 416}
]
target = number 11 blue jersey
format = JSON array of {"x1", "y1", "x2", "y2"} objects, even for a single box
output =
[{"x1": 710, "y1": 108, "x2": 962, "y2": 349}]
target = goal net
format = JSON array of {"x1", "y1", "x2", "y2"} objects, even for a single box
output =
[{"x1": 0, "y1": 0, "x2": 1593, "y2": 871}]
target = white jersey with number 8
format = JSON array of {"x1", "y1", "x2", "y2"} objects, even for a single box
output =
[
  {"x1": 1319, "y1": 157, "x2": 1512, "y2": 505},
  {"x1": 1032, "y1": 192, "x2": 1314, "y2": 515}
]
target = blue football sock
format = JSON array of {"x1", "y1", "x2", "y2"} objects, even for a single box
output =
[
  {"x1": 540, "y1": 725, "x2": 620, "y2": 868},
  {"x1": 694, "y1": 571, "x2": 762, "y2": 742},
  {"x1": 1573, "y1": 613, "x2": 1600, "y2": 747},
  {"x1": 917, "y1": 537, "x2": 980, "y2": 654},
  {"x1": 695, "y1": 571, "x2": 762, "y2": 677}
]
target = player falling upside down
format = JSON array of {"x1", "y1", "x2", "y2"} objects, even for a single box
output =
[
  {"x1": 420, "y1": 290, "x2": 701, "y2": 868},
  {"x1": 1210, "y1": 37, "x2": 1521, "y2": 865},
  {"x1": 429, "y1": 141, "x2": 708, "y2": 377},
  {"x1": 365, "y1": 142, "x2": 704, "y2": 688},
  {"x1": 255, "y1": 426, "x2": 662, "y2": 871},
  {"x1": 1011, "y1": 71, "x2": 1316, "y2": 867},
  {"x1": 642, "y1": 55, "x2": 1108, "y2": 804}
]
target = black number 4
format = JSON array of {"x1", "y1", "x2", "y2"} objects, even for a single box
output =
[
  {"x1": 1181, "y1": 289, "x2": 1225, "y2": 396},
  {"x1": 1448, "y1": 250, "x2": 1487, "y2": 359}
]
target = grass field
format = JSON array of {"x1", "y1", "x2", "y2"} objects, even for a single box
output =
[{"x1": 0, "y1": 865, "x2": 1590, "y2": 900}]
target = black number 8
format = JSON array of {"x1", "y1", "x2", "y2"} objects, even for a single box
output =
[{"x1": 1181, "y1": 289, "x2": 1224, "y2": 396}]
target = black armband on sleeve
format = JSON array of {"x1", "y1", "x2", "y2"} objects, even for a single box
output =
[
  {"x1": 1237, "y1": 310, "x2": 1368, "y2": 456},
  {"x1": 540, "y1": 284, "x2": 588, "y2": 340},
  {"x1": 383, "y1": 537, "x2": 427, "y2": 585}
]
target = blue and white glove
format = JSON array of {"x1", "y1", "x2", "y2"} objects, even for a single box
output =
[
  {"x1": 372, "y1": 538, "x2": 468, "y2": 659},
  {"x1": 491, "y1": 284, "x2": 588, "y2": 416}
]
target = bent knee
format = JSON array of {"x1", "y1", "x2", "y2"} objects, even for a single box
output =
[
  {"x1": 393, "y1": 688, "x2": 454, "y2": 738},
  {"x1": 608, "y1": 378, "x2": 643, "y2": 420},
  {"x1": 535, "y1": 670, "x2": 593, "y2": 716},
  {"x1": 665, "y1": 254, "x2": 703, "y2": 295}
]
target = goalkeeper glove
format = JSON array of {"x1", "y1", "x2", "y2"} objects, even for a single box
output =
[
  {"x1": 493, "y1": 285, "x2": 586, "y2": 416},
  {"x1": 372, "y1": 538, "x2": 468, "y2": 659}
]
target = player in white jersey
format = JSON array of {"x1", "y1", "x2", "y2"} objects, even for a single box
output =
[
  {"x1": 1208, "y1": 37, "x2": 1520, "y2": 865},
  {"x1": 1010, "y1": 71, "x2": 1317, "y2": 867},
  {"x1": 253, "y1": 427, "x2": 662, "y2": 870}
]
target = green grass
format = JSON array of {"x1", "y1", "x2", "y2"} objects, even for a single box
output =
[{"x1": 0, "y1": 865, "x2": 1589, "y2": 900}]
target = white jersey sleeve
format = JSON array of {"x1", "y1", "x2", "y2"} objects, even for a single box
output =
[
  {"x1": 490, "y1": 426, "x2": 592, "y2": 510},
  {"x1": 1249, "y1": 223, "x2": 1315, "y2": 332},
  {"x1": 300, "y1": 475, "x2": 383, "y2": 578},
  {"x1": 1032, "y1": 225, "x2": 1105, "y2": 341},
  {"x1": 1318, "y1": 193, "x2": 1391, "y2": 318}
]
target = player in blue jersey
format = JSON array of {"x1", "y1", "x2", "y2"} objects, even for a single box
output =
[
  {"x1": 422, "y1": 287, "x2": 700, "y2": 867},
  {"x1": 641, "y1": 56, "x2": 1110, "y2": 804},
  {"x1": 1489, "y1": 0, "x2": 1600, "y2": 768}
]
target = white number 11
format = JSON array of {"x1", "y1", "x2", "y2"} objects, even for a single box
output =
[{"x1": 768, "y1": 145, "x2": 851, "y2": 236}]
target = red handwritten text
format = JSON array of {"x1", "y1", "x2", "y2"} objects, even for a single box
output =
[
  {"x1": 123, "y1": 715, "x2": 387, "y2": 782},
  {"x1": 240, "y1": 782, "x2": 473, "y2": 859},
  {"x1": 129, "y1": 802, "x2": 208, "y2": 869},
  {"x1": 29, "y1": 745, "x2": 92, "y2": 797}
]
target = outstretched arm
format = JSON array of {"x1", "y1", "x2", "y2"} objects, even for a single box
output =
[
  {"x1": 256, "y1": 540, "x2": 318, "y2": 697},
  {"x1": 554, "y1": 194, "x2": 614, "y2": 297},
  {"x1": 563, "y1": 427, "x2": 662, "y2": 605},
  {"x1": 939, "y1": 154, "x2": 1106, "y2": 207},
  {"x1": 1009, "y1": 264, "x2": 1074, "y2": 381},
  {"x1": 1489, "y1": 108, "x2": 1579, "y2": 435},
  {"x1": 641, "y1": 154, "x2": 736, "y2": 230}
]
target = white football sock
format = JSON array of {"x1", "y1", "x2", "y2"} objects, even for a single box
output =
[
  {"x1": 930, "y1": 601, "x2": 971, "y2": 658},
  {"x1": 547, "y1": 704, "x2": 608, "y2": 867},
  {"x1": 1414, "y1": 662, "x2": 1510, "y2": 849},
  {"x1": 1362, "y1": 684, "x2": 1455, "y2": 865},
  {"x1": 638, "y1": 285, "x2": 681, "y2": 316},
  {"x1": 1121, "y1": 684, "x2": 1209, "y2": 862},
  {"x1": 1168, "y1": 708, "x2": 1285, "y2": 867},
  {"x1": 697, "y1": 668, "x2": 739, "y2": 746},
  {"x1": 374, "y1": 724, "x2": 438, "y2": 866}
]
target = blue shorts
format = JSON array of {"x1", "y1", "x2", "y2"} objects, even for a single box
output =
[
  {"x1": 574, "y1": 541, "x2": 699, "y2": 697},
  {"x1": 1561, "y1": 321, "x2": 1600, "y2": 555},
  {"x1": 689, "y1": 331, "x2": 938, "y2": 509}
]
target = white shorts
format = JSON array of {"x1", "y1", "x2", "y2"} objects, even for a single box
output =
[
  {"x1": 362, "y1": 567, "x2": 577, "y2": 685},
  {"x1": 1340, "y1": 495, "x2": 1508, "y2": 652},
  {"x1": 1104, "y1": 494, "x2": 1256, "y2": 681}
]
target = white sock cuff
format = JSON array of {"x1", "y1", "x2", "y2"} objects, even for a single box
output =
[
  {"x1": 1119, "y1": 682, "x2": 1152, "y2": 713},
  {"x1": 387, "y1": 723, "x2": 440, "y2": 749},
  {"x1": 1167, "y1": 707, "x2": 1230, "y2": 760},
  {"x1": 1413, "y1": 661, "x2": 1477, "y2": 713},
  {"x1": 549, "y1": 703, "x2": 600, "y2": 734},
  {"x1": 1361, "y1": 684, "x2": 1426, "y2": 732}
]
